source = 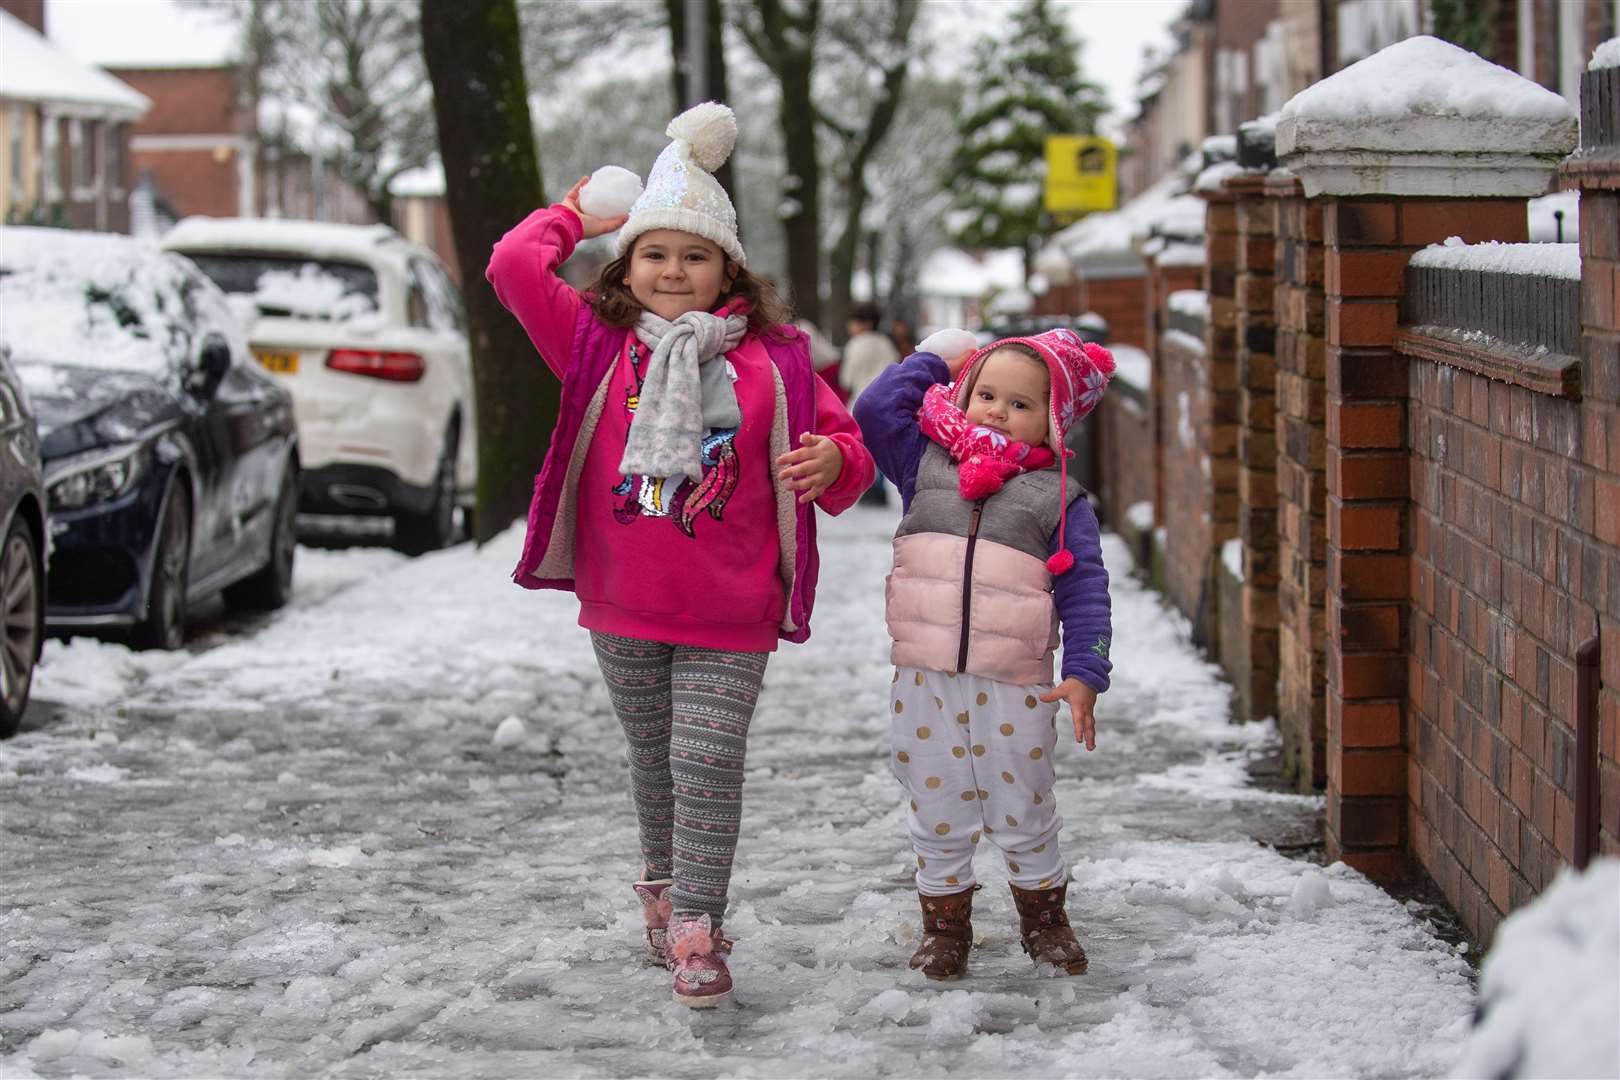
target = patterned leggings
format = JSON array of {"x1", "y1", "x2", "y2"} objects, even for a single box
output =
[{"x1": 590, "y1": 631, "x2": 769, "y2": 923}]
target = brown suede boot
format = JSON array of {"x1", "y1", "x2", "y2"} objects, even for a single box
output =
[
  {"x1": 909, "y1": 887, "x2": 975, "y2": 980},
  {"x1": 1010, "y1": 881, "x2": 1088, "y2": 974}
]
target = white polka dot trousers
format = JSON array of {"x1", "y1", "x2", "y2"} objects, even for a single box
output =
[{"x1": 890, "y1": 666, "x2": 1065, "y2": 895}]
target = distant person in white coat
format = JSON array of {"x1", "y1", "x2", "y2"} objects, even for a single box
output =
[
  {"x1": 839, "y1": 303, "x2": 901, "y2": 402},
  {"x1": 840, "y1": 303, "x2": 901, "y2": 505}
]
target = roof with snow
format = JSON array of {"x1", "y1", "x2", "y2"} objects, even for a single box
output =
[
  {"x1": 917, "y1": 247, "x2": 1025, "y2": 299},
  {"x1": 0, "y1": 9, "x2": 150, "y2": 119},
  {"x1": 1048, "y1": 167, "x2": 1205, "y2": 279},
  {"x1": 390, "y1": 161, "x2": 446, "y2": 199}
]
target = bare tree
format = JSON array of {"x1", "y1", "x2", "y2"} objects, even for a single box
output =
[
  {"x1": 733, "y1": 0, "x2": 922, "y2": 330},
  {"x1": 420, "y1": 0, "x2": 551, "y2": 543},
  {"x1": 193, "y1": 0, "x2": 438, "y2": 224}
]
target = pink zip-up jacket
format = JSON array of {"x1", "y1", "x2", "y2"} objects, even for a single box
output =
[{"x1": 485, "y1": 205, "x2": 873, "y2": 649}]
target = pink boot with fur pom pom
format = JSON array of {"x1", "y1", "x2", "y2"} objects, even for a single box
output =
[
  {"x1": 633, "y1": 878, "x2": 674, "y2": 967},
  {"x1": 667, "y1": 914, "x2": 734, "y2": 1007}
]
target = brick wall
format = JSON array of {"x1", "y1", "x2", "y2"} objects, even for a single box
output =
[
  {"x1": 1147, "y1": 259, "x2": 1207, "y2": 525},
  {"x1": 1203, "y1": 191, "x2": 1242, "y2": 656},
  {"x1": 1274, "y1": 175, "x2": 1328, "y2": 789},
  {"x1": 1096, "y1": 354, "x2": 1156, "y2": 535},
  {"x1": 1160, "y1": 302, "x2": 1216, "y2": 634},
  {"x1": 1232, "y1": 174, "x2": 1280, "y2": 721},
  {"x1": 1083, "y1": 273, "x2": 1150, "y2": 348}
]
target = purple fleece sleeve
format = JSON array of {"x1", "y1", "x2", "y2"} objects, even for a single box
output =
[
  {"x1": 850, "y1": 351, "x2": 949, "y2": 512},
  {"x1": 1049, "y1": 497, "x2": 1113, "y2": 692}
]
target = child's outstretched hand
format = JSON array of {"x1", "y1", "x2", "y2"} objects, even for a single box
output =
[
  {"x1": 917, "y1": 328, "x2": 980, "y2": 381},
  {"x1": 1040, "y1": 677, "x2": 1098, "y2": 751},
  {"x1": 775, "y1": 433, "x2": 843, "y2": 504},
  {"x1": 561, "y1": 176, "x2": 630, "y2": 240}
]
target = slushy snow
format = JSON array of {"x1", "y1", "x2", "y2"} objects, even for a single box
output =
[
  {"x1": 917, "y1": 328, "x2": 979, "y2": 361},
  {"x1": 0, "y1": 515, "x2": 1482, "y2": 1077}
]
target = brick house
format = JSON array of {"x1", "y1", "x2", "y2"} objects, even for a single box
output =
[
  {"x1": 108, "y1": 65, "x2": 373, "y2": 232},
  {"x1": 0, "y1": 2, "x2": 147, "y2": 232}
]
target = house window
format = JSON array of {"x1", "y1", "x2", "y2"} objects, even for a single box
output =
[
  {"x1": 41, "y1": 114, "x2": 58, "y2": 200},
  {"x1": 9, "y1": 105, "x2": 23, "y2": 192},
  {"x1": 104, "y1": 123, "x2": 124, "y2": 194},
  {"x1": 69, "y1": 119, "x2": 91, "y2": 194}
]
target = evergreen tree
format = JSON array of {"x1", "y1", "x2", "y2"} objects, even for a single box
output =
[{"x1": 944, "y1": 0, "x2": 1104, "y2": 277}]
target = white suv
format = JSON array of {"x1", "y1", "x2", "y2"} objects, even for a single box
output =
[{"x1": 163, "y1": 218, "x2": 475, "y2": 553}]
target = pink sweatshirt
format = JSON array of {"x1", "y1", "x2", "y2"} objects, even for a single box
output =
[{"x1": 487, "y1": 205, "x2": 873, "y2": 651}]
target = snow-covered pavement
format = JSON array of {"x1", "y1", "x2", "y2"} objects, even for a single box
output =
[{"x1": 1, "y1": 508, "x2": 1477, "y2": 1077}]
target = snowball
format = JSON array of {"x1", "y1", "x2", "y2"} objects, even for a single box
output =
[
  {"x1": 578, "y1": 166, "x2": 642, "y2": 219},
  {"x1": 493, "y1": 715, "x2": 527, "y2": 748},
  {"x1": 916, "y1": 328, "x2": 978, "y2": 360},
  {"x1": 1290, "y1": 869, "x2": 1337, "y2": 918}
]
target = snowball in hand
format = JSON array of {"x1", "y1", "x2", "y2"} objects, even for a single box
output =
[
  {"x1": 579, "y1": 166, "x2": 643, "y2": 218},
  {"x1": 917, "y1": 328, "x2": 979, "y2": 360}
]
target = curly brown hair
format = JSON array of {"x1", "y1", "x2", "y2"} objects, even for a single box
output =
[{"x1": 588, "y1": 236, "x2": 796, "y2": 339}]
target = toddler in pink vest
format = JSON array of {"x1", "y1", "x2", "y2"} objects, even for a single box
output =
[
  {"x1": 853, "y1": 328, "x2": 1114, "y2": 980},
  {"x1": 485, "y1": 103, "x2": 873, "y2": 1008}
]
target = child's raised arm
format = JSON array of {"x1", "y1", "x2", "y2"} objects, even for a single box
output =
[
  {"x1": 485, "y1": 177, "x2": 628, "y2": 378},
  {"x1": 850, "y1": 351, "x2": 953, "y2": 508}
]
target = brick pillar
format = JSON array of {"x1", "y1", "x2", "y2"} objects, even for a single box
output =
[
  {"x1": 1564, "y1": 61, "x2": 1620, "y2": 860},
  {"x1": 1278, "y1": 36, "x2": 1576, "y2": 880},
  {"x1": 1271, "y1": 173, "x2": 1328, "y2": 789},
  {"x1": 1202, "y1": 187, "x2": 1242, "y2": 652},
  {"x1": 1230, "y1": 171, "x2": 1279, "y2": 722}
]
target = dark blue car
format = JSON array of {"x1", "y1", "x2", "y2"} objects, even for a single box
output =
[{"x1": 0, "y1": 227, "x2": 300, "y2": 650}]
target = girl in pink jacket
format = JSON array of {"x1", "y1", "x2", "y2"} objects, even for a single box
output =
[
  {"x1": 853, "y1": 328, "x2": 1114, "y2": 981},
  {"x1": 485, "y1": 103, "x2": 873, "y2": 1008}
]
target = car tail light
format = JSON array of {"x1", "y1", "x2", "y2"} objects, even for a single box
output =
[{"x1": 326, "y1": 349, "x2": 426, "y2": 382}]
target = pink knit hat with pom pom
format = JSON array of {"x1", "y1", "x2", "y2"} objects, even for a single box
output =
[{"x1": 953, "y1": 328, "x2": 1115, "y2": 575}]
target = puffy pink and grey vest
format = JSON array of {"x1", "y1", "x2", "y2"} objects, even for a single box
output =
[
  {"x1": 887, "y1": 443, "x2": 1080, "y2": 684},
  {"x1": 513, "y1": 305, "x2": 823, "y2": 643}
]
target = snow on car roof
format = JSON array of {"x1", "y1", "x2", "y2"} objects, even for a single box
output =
[
  {"x1": 163, "y1": 216, "x2": 411, "y2": 265},
  {"x1": 0, "y1": 226, "x2": 240, "y2": 385}
]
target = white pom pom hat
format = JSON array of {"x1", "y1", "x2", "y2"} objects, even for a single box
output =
[{"x1": 615, "y1": 101, "x2": 746, "y2": 268}]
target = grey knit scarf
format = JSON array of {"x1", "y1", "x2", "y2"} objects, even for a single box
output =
[{"x1": 619, "y1": 309, "x2": 747, "y2": 481}]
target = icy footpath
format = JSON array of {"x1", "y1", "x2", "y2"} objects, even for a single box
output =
[{"x1": 0, "y1": 512, "x2": 1476, "y2": 1078}]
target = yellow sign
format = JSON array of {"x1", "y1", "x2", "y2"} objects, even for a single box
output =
[{"x1": 1044, "y1": 135, "x2": 1117, "y2": 215}]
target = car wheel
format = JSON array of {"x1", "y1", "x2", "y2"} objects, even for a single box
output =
[
  {"x1": 0, "y1": 519, "x2": 42, "y2": 739},
  {"x1": 394, "y1": 425, "x2": 457, "y2": 556},
  {"x1": 224, "y1": 462, "x2": 299, "y2": 611},
  {"x1": 132, "y1": 484, "x2": 191, "y2": 651}
]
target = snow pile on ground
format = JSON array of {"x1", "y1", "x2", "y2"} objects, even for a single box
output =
[
  {"x1": 1409, "y1": 239, "x2": 1581, "y2": 280},
  {"x1": 1452, "y1": 859, "x2": 1620, "y2": 1079}
]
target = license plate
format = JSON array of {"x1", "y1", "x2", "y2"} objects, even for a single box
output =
[{"x1": 254, "y1": 349, "x2": 298, "y2": 374}]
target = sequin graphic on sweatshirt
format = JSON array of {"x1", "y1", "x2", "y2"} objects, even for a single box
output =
[{"x1": 611, "y1": 342, "x2": 740, "y2": 537}]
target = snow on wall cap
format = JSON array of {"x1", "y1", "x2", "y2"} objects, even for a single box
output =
[
  {"x1": 1276, "y1": 36, "x2": 1577, "y2": 198},
  {"x1": 1409, "y1": 239, "x2": 1581, "y2": 281},
  {"x1": 1590, "y1": 37, "x2": 1620, "y2": 71}
]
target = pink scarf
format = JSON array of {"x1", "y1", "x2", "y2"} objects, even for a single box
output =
[{"x1": 917, "y1": 382, "x2": 1056, "y2": 499}]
